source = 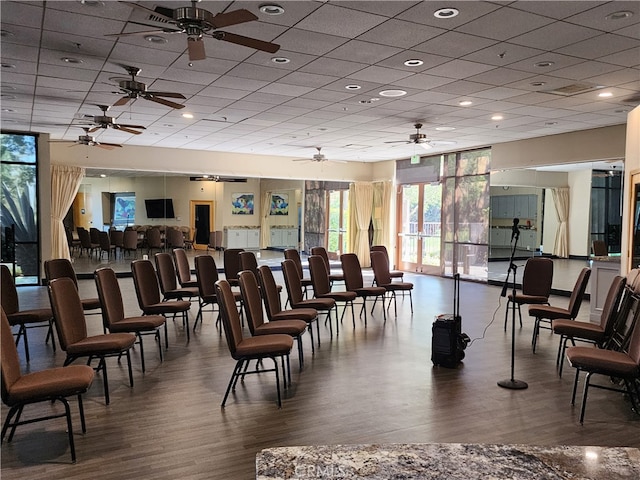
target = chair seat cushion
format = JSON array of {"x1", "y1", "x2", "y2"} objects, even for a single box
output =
[
  {"x1": 144, "y1": 300, "x2": 191, "y2": 315},
  {"x1": 294, "y1": 298, "x2": 335, "y2": 311},
  {"x1": 272, "y1": 308, "x2": 318, "y2": 322},
  {"x1": 301, "y1": 278, "x2": 313, "y2": 287},
  {"x1": 510, "y1": 294, "x2": 548, "y2": 305},
  {"x1": 329, "y1": 273, "x2": 344, "y2": 282},
  {"x1": 163, "y1": 287, "x2": 199, "y2": 300},
  {"x1": 110, "y1": 315, "x2": 165, "y2": 332},
  {"x1": 566, "y1": 346, "x2": 639, "y2": 378},
  {"x1": 5, "y1": 365, "x2": 95, "y2": 406},
  {"x1": 319, "y1": 291, "x2": 357, "y2": 302},
  {"x1": 6, "y1": 308, "x2": 52, "y2": 326},
  {"x1": 180, "y1": 280, "x2": 199, "y2": 288},
  {"x1": 552, "y1": 319, "x2": 604, "y2": 341},
  {"x1": 354, "y1": 287, "x2": 386, "y2": 297},
  {"x1": 235, "y1": 334, "x2": 293, "y2": 358},
  {"x1": 255, "y1": 320, "x2": 307, "y2": 336},
  {"x1": 81, "y1": 297, "x2": 101, "y2": 311},
  {"x1": 381, "y1": 282, "x2": 413, "y2": 291},
  {"x1": 66, "y1": 333, "x2": 136, "y2": 355},
  {"x1": 390, "y1": 270, "x2": 403, "y2": 278},
  {"x1": 529, "y1": 305, "x2": 571, "y2": 320}
]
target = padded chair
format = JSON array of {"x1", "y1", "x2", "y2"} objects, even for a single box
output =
[
  {"x1": 257, "y1": 265, "x2": 318, "y2": 351},
  {"x1": 370, "y1": 251, "x2": 414, "y2": 316},
  {"x1": 504, "y1": 257, "x2": 554, "y2": 330},
  {"x1": 281, "y1": 259, "x2": 335, "y2": 338},
  {"x1": 240, "y1": 251, "x2": 282, "y2": 295},
  {"x1": 239, "y1": 271, "x2": 307, "y2": 369},
  {"x1": 154, "y1": 253, "x2": 199, "y2": 304},
  {"x1": 183, "y1": 228, "x2": 195, "y2": 250},
  {"x1": 529, "y1": 268, "x2": 591, "y2": 353},
  {"x1": 308, "y1": 255, "x2": 356, "y2": 336},
  {"x1": 95, "y1": 267, "x2": 165, "y2": 373},
  {"x1": 592, "y1": 240, "x2": 608, "y2": 256},
  {"x1": 146, "y1": 227, "x2": 164, "y2": 255},
  {"x1": 1, "y1": 308, "x2": 94, "y2": 464},
  {"x1": 123, "y1": 229, "x2": 139, "y2": 258},
  {"x1": 167, "y1": 228, "x2": 184, "y2": 249},
  {"x1": 78, "y1": 228, "x2": 98, "y2": 258},
  {"x1": 223, "y1": 248, "x2": 244, "y2": 287},
  {"x1": 98, "y1": 231, "x2": 116, "y2": 259},
  {"x1": 48, "y1": 277, "x2": 136, "y2": 405},
  {"x1": 310, "y1": 246, "x2": 344, "y2": 286},
  {"x1": 553, "y1": 275, "x2": 626, "y2": 376},
  {"x1": 567, "y1": 314, "x2": 640, "y2": 424},
  {"x1": 215, "y1": 279, "x2": 293, "y2": 408},
  {"x1": 173, "y1": 248, "x2": 198, "y2": 288},
  {"x1": 193, "y1": 254, "x2": 242, "y2": 330},
  {"x1": 340, "y1": 253, "x2": 387, "y2": 325},
  {"x1": 110, "y1": 230, "x2": 124, "y2": 256},
  {"x1": 65, "y1": 227, "x2": 81, "y2": 256},
  {"x1": 1, "y1": 264, "x2": 56, "y2": 362},
  {"x1": 370, "y1": 245, "x2": 403, "y2": 284},
  {"x1": 131, "y1": 260, "x2": 192, "y2": 342},
  {"x1": 89, "y1": 227, "x2": 101, "y2": 247},
  {"x1": 283, "y1": 249, "x2": 312, "y2": 298},
  {"x1": 44, "y1": 258, "x2": 102, "y2": 316}
]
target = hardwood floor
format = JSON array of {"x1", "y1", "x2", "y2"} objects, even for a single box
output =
[{"x1": 2, "y1": 271, "x2": 639, "y2": 479}]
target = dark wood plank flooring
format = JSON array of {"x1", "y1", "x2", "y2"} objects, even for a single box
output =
[{"x1": 2, "y1": 272, "x2": 639, "y2": 479}]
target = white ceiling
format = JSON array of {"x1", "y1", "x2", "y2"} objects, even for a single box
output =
[{"x1": 1, "y1": 1, "x2": 638, "y2": 163}]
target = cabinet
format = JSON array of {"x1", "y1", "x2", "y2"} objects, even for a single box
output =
[
  {"x1": 224, "y1": 228, "x2": 260, "y2": 250},
  {"x1": 491, "y1": 194, "x2": 538, "y2": 220},
  {"x1": 270, "y1": 227, "x2": 297, "y2": 249}
]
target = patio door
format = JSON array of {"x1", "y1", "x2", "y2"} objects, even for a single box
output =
[
  {"x1": 326, "y1": 189, "x2": 349, "y2": 259},
  {"x1": 397, "y1": 183, "x2": 442, "y2": 274},
  {"x1": 190, "y1": 200, "x2": 214, "y2": 250}
]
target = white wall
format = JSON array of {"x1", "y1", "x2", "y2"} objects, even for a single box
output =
[
  {"x1": 568, "y1": 169, "x2": 593, "y2": 257},
  {"x1": 622, "y1": 106, "x2": 640, "y2": 272}
]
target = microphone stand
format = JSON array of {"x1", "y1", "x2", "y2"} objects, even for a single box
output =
[{"x1": 497, "y1": 224, "x2": 528, "y2": 390}]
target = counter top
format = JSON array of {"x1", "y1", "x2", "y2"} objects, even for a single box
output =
[
  {"x1": 591, "y1": 255, "x2": 621, "y2": 263},
  {"x1": 224, "y1": 226, "x2": 260, "y2": 230},
  {"x1": 256, "y1": 443, "x2": 640, "y2": 479}
]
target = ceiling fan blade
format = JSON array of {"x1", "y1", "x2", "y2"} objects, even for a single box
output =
[
  {"x1": 384, "y1": 140, "x2": 410, "y2": 144},
  {"x1": 113, "y1": 96, "x2": 132, "y2": 107},
  {"x1": 187, "y1": 37, "x2": 206, "y2": 61},
  {"x1": 145, "y1": 91, "x2": 186, "y2": 99},
  {"x1": 211, "y1": 9, "x2": 258, "y2": 28},
  {"x1": 105, "y1": 28, "x2": 167, "y2": 38},
  {"x1": 146, "y1": 96, "x2": 186, "y2": 109},
  {"x1": 120, "y1": 1, "x2": 175, "y2": 23},
  {"x1": 115, "y1": 125, "x2": 143, "y2": 135},
  {"x1": 117, "y1": 123, "x2": 146, "y2": 129},
  {"x1": 97, "y1": 142, "x2": 123, "y2": 149},
  {"x1": 215, "y1": 31, "x2": 280, "y2": 54},
  {"x1": 87, "y1": 126, "x2": 101, "y2": 133}
]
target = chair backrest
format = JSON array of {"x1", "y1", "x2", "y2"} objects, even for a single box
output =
[
  {"x1": 281, "y1": 259, "x2": 304, "y2": 306},
  {"x1": 308, "y1": 255, "x2": 331, "y2": 296},
  {"x1": 208, "y1": 231, "x2": 216, "y2": 248},
  {"x1": 370, "y1": 250, "x2": 392, "y2": 285},
  {"x1": 0, "y1": 265, "x2": 19, "y2": 315},
  {"x1": 223, "y1": 248, "x2": 244, "y2": 282},
  {"x1": 131, "y1": 260, "x2": 162, "y2": 308},
  {"x1": 340, "y1": 253, "x2": 364, "y2": 291},
  {"x1": 168, "y1": 228, "x2": 184, "y2": 248},
  {"x1": 44, "y1": 258, "x2": 78, "y2": 287},
  {"x1": 98, "y1": 231, "x2": 111, "y2": 250},
  {"x1": 89, "y1": 227, "x2": 100, "y2": 244},
  {"x1": 521, "y1": 257, "x2": 554, "y2": 297},
  {"x1": 123, "y1": 230, "x2": 138, "y2": 249},
  {"x1": 592, "y1": 240, "x2": 608, "y2": 256},
  {"x1": 48, "y1": 277, "x2": 88, "y2": 350},
  {"x1": 214, "y1": 280, "x2": 244, "y2": 359},
  {"x1": 155, "y1": 252, "x2": 179, "y2": 293},
  {"x1": 173, "y1": 248, "x2": 193, "y2": 286},
  {"x1": 627, "y1": 312, "x2": 640, "y2": 366},
  {"x1": 238, "y1": 271, "x2": 265, "y2": 335},
  {"x1": 78, "y1": 228, "x2": 92, "y2": 248},
  {"x1": 567, "y1": 268, "x2": 592, "y2": 318},
  {"x1": 370, "y1": 245, "x2": 389, "y2": 263},
  {"x1": 111, "y1": 230, "x2": 124, "y2": 247},
  {"x1": 94, "y1": 267, "x2": 125, "y2": 329},
  {"x1": 194, "y1": 254, "x2": 219, "y2": 298},
  {"x1": 215, "y1": 231, "x2": 223, "y2": 249},
  {"x1": 283, "y1": 249, "x2": 304, "y2": 279},
  {"x1": 147, "y1": 228, "x2": 162, "y2": 248},
  {"x1": 599, "y1": 275, "x2": 626, "y2": 334},
  {"x1": 239, "y1": 251, "x2": 259, "y2": 276},
  {"x1": 1, "y1": 307, "x2": 22, "y2": 404},
  {"x1": 257, "y1": 265, "x2": 283, "y2": 320},
  {"x1": 310, "y1": 246, "x2": 331, "y2": 274},
  {"x1": 65, "y1": 227, "x2": 74, "y2": 246}
]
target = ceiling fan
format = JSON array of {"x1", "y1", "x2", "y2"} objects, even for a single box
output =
[
  {"x1": 385, "y1": 123, "x2": 456, "y2": 150},
  {"x1": 112, "y1": 1, "x2": 280, "y2": 61},
  {"x1": 72, "y1": 127, "x2": 123, "y2": 150},
  {"x1": 293, "y1": 147, "x2": 346, "y2": 164},
  {"x1": 112, "y1": 66, "x2": 186, "y2": 109},
  {"x1": 77, "y1": 105, "x2": 146, "y2": 135}
]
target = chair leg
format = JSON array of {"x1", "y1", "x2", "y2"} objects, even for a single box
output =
[
  {"x1": 571, "y1": 368, "x2": 580, "y2": 406},
  {"x1": 60, "y1": 397, "x2": 77, "y2": 463},
  {"x1": 137, "y1": 333, "x2": 146, "y2": 373},
  {"x1": 1, "y1": 405, "x2": 22, "y2": 443},
  {"x1": 579, "y1": 371, "x2": 593, "y2": 424},
  {"x1": 98, "y1": 357, "x2": 110, "y2": 405},
  {"x1": 46, "y1": 319, "x2": 57, "y2": 352},
  {"x1": 221, "y1": 360, "x2": 244, "y2": 407},
  {"x1": 273, "y1": 357, "x2": 282, "y2": 409},
  {"x1": 77, "y1": 393, "x2": 87, "y2": 434},
  {"x1": 307, "y1": 323, "x2": 315, "y2": 354},
  {"x1": 532, "y1": 318, "x2": 540, "y2": 353},
  {"x1": 126, "y1": 350, "x2": 134, "y2": 387},
  {"x1": 156, "y1": 329, "x2": 163, "y2": 363},
  {"x1": 297, "y1": 336, "x2": 304, "y2": 371},
  {"x1": 408, "y1": 290, "x2": 413, "y2": 314}
]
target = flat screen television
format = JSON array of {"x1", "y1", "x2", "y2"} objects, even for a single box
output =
[{"x1": 144, "y1": 198, "x2": 175, "y2": 219}]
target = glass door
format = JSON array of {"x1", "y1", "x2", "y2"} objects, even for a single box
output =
[
  {"x1": 398, "y1": 183, "x2": 442, "y2": 274},
  {"x1": 326, "y1": 189, "x2": 349, "y2": 259}
]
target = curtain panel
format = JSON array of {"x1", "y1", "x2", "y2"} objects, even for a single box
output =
[
  {"x1": 260, "y1": 190, "x2": 271, "y2": 249},
  {"x1": 372, "y1": 181, "x2": 392, "y2": 249},
  {"x1": 350, "y1": 182, "x2": 374, "y2": 266},
  {"x1": 552, "y1": 187, "x2": 570, "y2": 258},
  {"x1": 50, "y1": 164, "x2": 85, "y2": 260}
]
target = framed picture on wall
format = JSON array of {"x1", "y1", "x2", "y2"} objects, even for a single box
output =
[
  {"x1": 231, "y1": 193, "x2": 254, "y2": 215},
  {"x1": 270, "y1": 193, "x2": 289, "y2": 215}
]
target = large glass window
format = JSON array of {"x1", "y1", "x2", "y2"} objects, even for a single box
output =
[
  {"x1": 590, "y1": 170, "x2": 622, "y2": 254},
  {"x1": 1, "y1": 133, "x2": 40, "y2": 285}
]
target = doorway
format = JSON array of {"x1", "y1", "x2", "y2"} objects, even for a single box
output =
[
  {"x1": 397, "y1": 183, "x2": 442, "y2": 274},
  {"x1": 326, "y1": 189, "x2": 349, "y2": 259},
  {"x1": 190, "y1": 200, "x2": 214, "y2": 250}
]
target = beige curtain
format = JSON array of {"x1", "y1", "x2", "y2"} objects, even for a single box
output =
[
  {"x1": 51, "y1": 164, "x2": 85, "y2": 260},
  {"x1": 260, "y1": 190, "x2": 271, "y2": 249},
  {"x1": 349, "y1": 182, "x2": 374, "y2": 266},
  {"x1": 372, "y1": 181, "x2": 392, "y2": 249},
  {"x1": 552, "y1": 187, "x2": 570, "y2": 258}
]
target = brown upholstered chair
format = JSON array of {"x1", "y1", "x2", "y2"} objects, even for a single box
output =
[
  {"x1": 566, "y1": 312, "x2": 640, "y2": 424},
  {"x1": 146, "y1": 227, "x2": 164, "y2": 255},
  {"x1": 123, "y1": 229, "x2": 139, "y2": 258},
  {"x1": 257, "y1": 265, "x2": 318, "y2": 351},
  {"x1": 48, "y1": 277, "x2": 136, "y2": 405},
  {"x1": 283, "y1": 249, "x2": 312, "y2": 298},
  {"x1": 370, "y1": 251, "x2": 414, "y2": 316},
  {"x1": 44, "y1": 258, "x2": 102, "y2": 316},
  {"x1": 1, "y1": 308, "x2": 94, "y2": 463},
  {"x1": 193, "y1": 254, "x2": 242, "y2": 330},
  {"x1": 173, "y1": 248, "x2": 198, "y2": 288},
  {"x1": 529, "y1": 267, "x2": 591, "y2": 353},
  {"x1": 340, "y1": 253, "x2": 387, "y2": 325},
  {"x1": 553, "y1": 275, "x2": 626, "y2": 376},
  {"x1": 370, "y1": 245, "x2": 403, "y2": 284},
  {"x1": 110, "y1": 229, "x2": 124, "y2": 253},
  {"x1": 308, "y1": 255, "x2": 356, "y2": 336},
  {"x1": 592, "y1": 240, "x2": 608, "y2": 256},
  {"x1": 183, "y1": 228, "x2": 195, "y2": 250},
  {"x1": 504, "y1": 257, "x2": 554, "y2": 330},
  {"x1": 281, "y1": 259, "x2": 335, "y2": 338},
  {"x1": 98, "y1": 231, "x2": 116, "y2": 259},
  {"x1": 65, "y1": 227, "x2": 81, "y2": 256},
  {"x1": 239, "y1": 251, "x2": 282, "y2": 295},
  {"x1": 215, "y1": 279, "x2": 293, "y2": 408},
  {"x1": 131, "y1": 259, "x2": 192, "y2": 342},
  {"x1": 166, "y1": 227, "x2": 184, "y2": 249},
  {"x1": 310, "y1": 246, "x2": 344, "y2": 286},
  {"x1": 1, "y1": 265, "x2": 55, "y2": 362},
  {"x1": 94, "y1": 267, "x2": 165, "y2": 373},
  {"x1": 223, "y1": 248, "x2": 244, "y2": 287},
  {"x1": 78, "y1": 228, "x2": 98, "y2": 258},
  {"x1": 239, "y1": 271, "x2": 307, "y2": 369},
  {"x1": 154, "y1": 253, "x2": 199, "y2": 303}
]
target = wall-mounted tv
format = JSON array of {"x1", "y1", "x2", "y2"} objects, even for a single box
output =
[{"x1": 144, "y1": 198, "x2": 175, "y2": 219}]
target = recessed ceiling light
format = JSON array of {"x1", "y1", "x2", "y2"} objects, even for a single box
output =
[
  {"x1": 615, "y1": 108, "x2": 629, "y2": 113},
  {"x1": 182, "y1": 113, "x2": 194, "y2": 119},
  {"x1": 359, "y1": 99, "x2": 372, "y2": 104},
  {"x1": 2, "y1": 108, "x2": 15, "y2": 113},
  {"x1": 318, "y1": 128, "x2": 328, "y2": 131},
  {"x1": 531, "y1": 81, "x2": 546, "y2": 87},
  {"x1": 545, "y1": 121, "x2": 558, "y2": 126},
  {"x1": 435, "y1": 126, "x2": 455, "y2": 131},
  {"x1": 0, "y1": 30, "x2": 14, "y2": 38},
  {"x1": 345, "y1": 84, "x2": 361, "y2": 90},
  {"x1": 534, "y1": 61, "x2": 555, "y2": 68},
  {"x1": 202, "y1": 174, "x2": 209, "y2": 178},
  {"x1": 77, "y1": 0, "x2": 105, "y2": 6},
  {"x1": 598, "y1": 91, "x2": 613, "y2": 98},
  {"x1": 434, "y1": 7, "x2": 459, "y2": 19},
  {"x1": 144, "y1": 35, "x2": 167, "y2": 44},
  {"x1": 404, "y1": 59, "x2": 424, "y2": 67},
  {"x1": 271, "y1": 57, "x2": 290, "y2": 64},
  {"x1": 259, "y1": 4, "x2": 284, "y2": 15},
  {"x1": 1, "y1": 63, "x2": 16, "y2": 69},
  {"x1": 491, "y1": 115, "x2": 503, "y2": 121},
  {"x1": 100, "y1": 174, "x2": 107, "y2": 178},
  {"x1": 61, "y1": 57, "x2": 83, "y2": 64},
  {"x1": 379, "y1": 89, "x2": 407, "y2": 97},
  {"x1": 459, "y1": 100, "x2": 472, "y2": 106},
  {"x1": 163, "y1": 124, "x2": 174, "y2": 127},
  {"x1": 370, "y1": 97, "x2": 379, "y2": 102},
  {"x1": 606, "y1": 10, "x2": 633, "y2": 20}
]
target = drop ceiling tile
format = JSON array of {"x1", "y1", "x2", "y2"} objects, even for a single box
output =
[
  {"x1": 210, "y1": 76, "x2": 270, "y2": 92},
  {"x1": 0, "y1": 1, "x2": 43, "y2": 28},
  {"x1": 278, "y1": 71, "x2": 338, "y2": 89},
  {"x1": 506, "y1": 52, "x2": 584, "y2": 74},
  {"x1": 300, "y1": 57, "x2": 368, "y2": 77},
  {"x1": 615, "y1": 23, "x2": 640, "y2": 40},
  {"x1": 37, "y1": 63, "x2": 100, "y2": 82},
  {"x1": 457, "y1": 6, "x2": 554, "y2": 41},
  {"x1": 46, "y1": 0, "x2": 133, "y2": 21},
  {"x1": 396, "y1": 1, "x2": 502, "y2": 29},
  {"x1": 550, "y1": 60, "x2": 626, "y2": 82},
  {"x1": 509, "y1": 21, "x2": 601, "y2": 51},
  {"x1": 413, "y1": 31, "x2": 498, "y2": 59},
  {"x1": 509, "y1": 1, "x2": 603, "y2": 20},
  {"x1": 161, "y1": 68, "x2": 219, "y2": 86},
  {"x1": 43, "y1": 8, "x2": 125, "y2": 37},
  {"x1": 357, "y1": 19, "x2": 446, "y2": 49},
  {"x1": 467, "y1": 67, "x2": 534, "y2": 85},
  {"x1": 300, "y1": 89, "x2": 356, "y2": 103},
  {"x1": 564, "y1": 3, "x2": 640, "y2": 32},
  {"x1": 198, "y1": 85, "x2": 249, "y2": 100},
  {"x1": 294, "y1": 3, "x2": 386, "y2": 38},
  {"x1": 224, "y1": 63, "x2": 289, "y2": 82},
  {"x1": 430, "y1": 80, "x2": 494, "y2": 96},
  {"x1": 462, "y1": 42, "x2": 544, "y2": 67},
  {"x1": 241, "y1": 0, "x2": 323, "y2": 27},
  {"x1": 557, "y1": 33, "x2": 640, "y2": 60},
  {"x1": 275, "y1": 28, "x2": 349, "y2": 56},
  {"x1": 347, "y1": 65, "x2": 414, "y2": 84},
  {"x1": 110, "y1": 43, "x2": 181, "y2": 67},
  {"x1": 244, "y1": 50, "x2": 318, "y2": 71},
  {"x1": 426, "y1": 59, "x2": 495, "y2": 79},
  {"x1": 598, "y1": 48, "x2": 640, "y2": 68},
  {"x1": 392, "y1": 73, "x2": 457, "y2": 90},
  {"x1": 239, "y1": 92, "x2": 293, "y2": 106},
  {"x1": 326, "y1": 40, "x2": 402, "y2": 65},
  {"x1": 258, "y1": 83, "x2": 316, "y2": 97}
]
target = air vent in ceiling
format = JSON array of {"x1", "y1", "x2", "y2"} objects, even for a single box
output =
[{"x1": 543, "y1": 83, "x2": 600, "y2": 96}]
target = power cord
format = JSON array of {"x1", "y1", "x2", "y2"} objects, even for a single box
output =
[{"x1": 467, "y1": 295, "x2": 503, "y2": 348}]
